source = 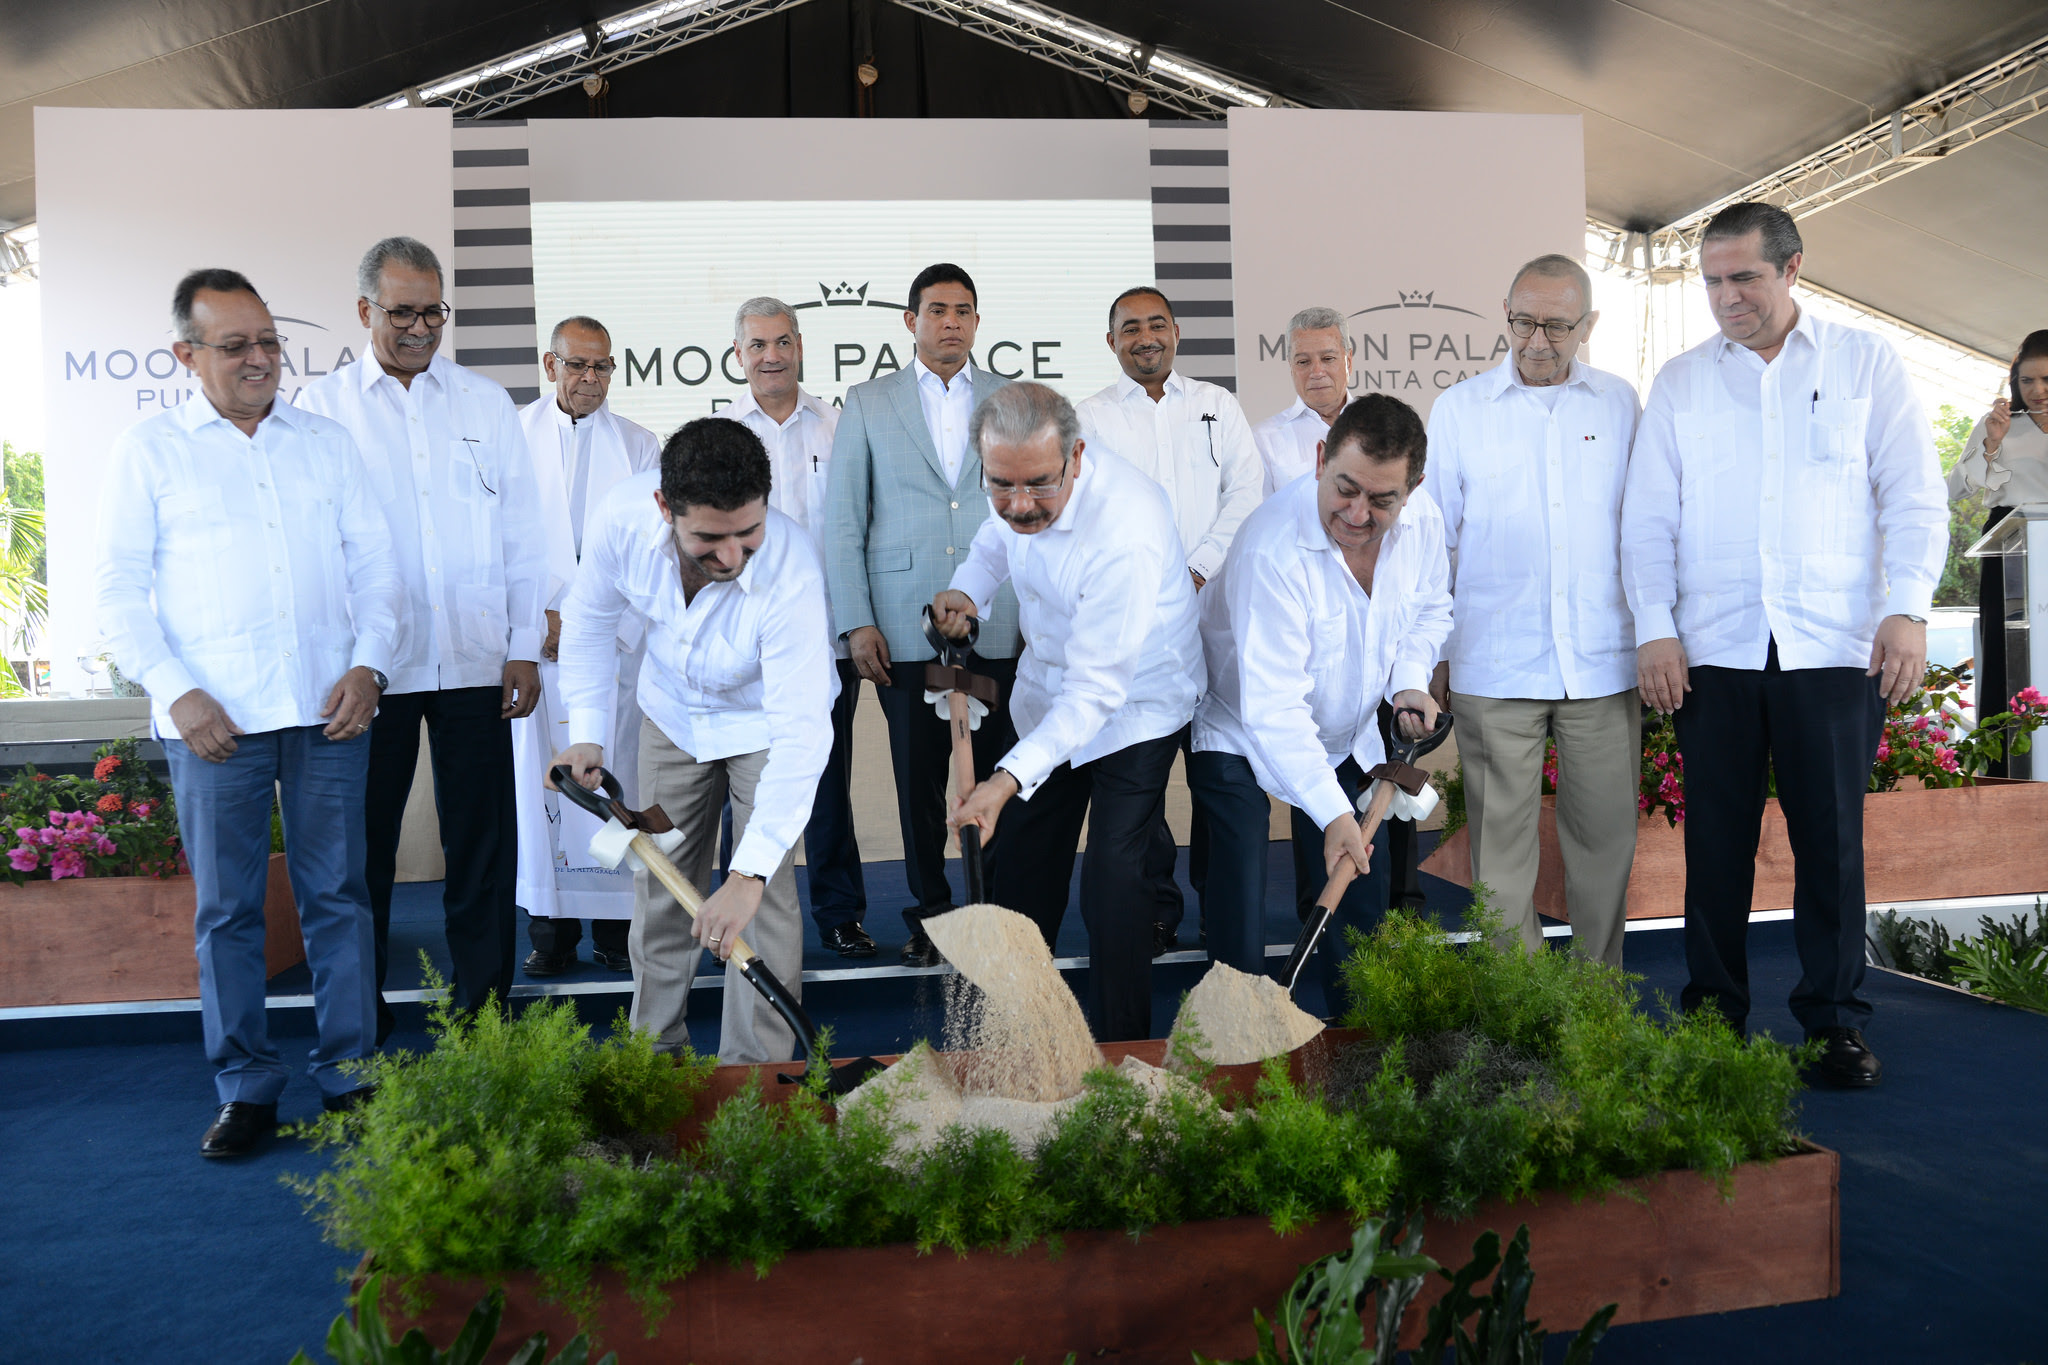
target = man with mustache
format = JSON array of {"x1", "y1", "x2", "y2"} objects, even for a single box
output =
[
  {"x1": 97, "y1": 268, "x2": 400, "y2": 1156},
  {"x1": 936, "y1": 383, "x2": 1202, "y2": 1042},
  {"x1": 1427, "y1": 253, "x2": 1642, "y2": 968},
  {"x1": 511, "y1": 315, "x2": 660, "y2": 977},
  {"x1": 299, "y1": 236, "x2": 548, "y2": 1042},
  {"x1": 1190, "y1": 394, "x2": 1449, "y2": 1014},
  {"x1": 551, "y1": 418, "x2": 834, "y2": 1063},
  {"x1": 716, "y1": 297, "x2": 871, "y2": 959},
  {"x1": 1075, "y1": 287, "x2": 1262, "y2": 957}
]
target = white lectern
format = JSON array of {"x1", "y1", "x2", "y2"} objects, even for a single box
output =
[{"x1": 1964, "y1": 503, "x2": 2048, "y2": 779}]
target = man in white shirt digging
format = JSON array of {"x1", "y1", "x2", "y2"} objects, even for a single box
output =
[
  {"x1": 552, "y1": 418, "x2": 836, "y2": 1063},
  {"x1": 1190, "y1": 394, "x2": 1451, "y2": 1016},
  {"x1": 1428, "y1": 253, "x2": 1642, "y2": 967},
  {"x1": 938, "y1": 382, "x2": 1203, "y2": 1043}
]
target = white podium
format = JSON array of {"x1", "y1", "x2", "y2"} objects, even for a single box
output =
[{"x1": 1964, "y1": 503, "x2": 2048, "y2": 779}]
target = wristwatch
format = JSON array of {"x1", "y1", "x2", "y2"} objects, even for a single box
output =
[
  {"x1": 369, "y1": 668, "x2": 390, "y2": 690},
  {"x1": 729, "y1": 869, "x2": 766, "y2": 884},
  {"x1": 1899, "y1": 614, "x2": 1927, "y2": 625}
]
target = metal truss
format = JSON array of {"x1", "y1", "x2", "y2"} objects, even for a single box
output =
[
  {"x1": 889, "y1": 0, "x2": 1286, "y2": 116},
  {"x1": 363, "y1": 0, "x2": 815, "y2": 118},
  {"x1": 367, "y1": 0, "x2": 1283, "y2": 119},
  {"x1": 0, "y1": 222, "x2": 36, "y2": 287},
  {"x1": 1656, "y1": 33, "x2": 2048, "y2": 255}
]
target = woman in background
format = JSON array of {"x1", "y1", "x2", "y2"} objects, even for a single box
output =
[{"x1": 1948, "y1": 329, "x2": 2048, "y2": 774}]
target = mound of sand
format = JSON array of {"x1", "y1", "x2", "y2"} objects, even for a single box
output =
[
  {"x1": 1171, "y1": 962, "x2": 1324, "y2": 1065},
  {"x1": 923, "y1": 903, "x2": 1103, "y2": 1101}
]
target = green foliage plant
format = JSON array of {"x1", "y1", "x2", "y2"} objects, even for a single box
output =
[
  {"x1": 287, "y1": 1270, "x2": 617, "y2": 1365},
  {"x1": 1873, "y1": 907, "x2": 2048, "y2": 1013},
  {"x1": 1415, "y1": 1225, "x2": 1615, "y2": 1365},
  {"x1": 1932, "y1": 403, "x2": 1985, "y2": 609}
]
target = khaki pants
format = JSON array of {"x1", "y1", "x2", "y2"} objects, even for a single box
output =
[
  {"x1": 629, "y1": 719, "x2": 805, "y2": 1064},
  {"x1": 1450, "y1": 689, "x2": 1641, "y2": 967}
]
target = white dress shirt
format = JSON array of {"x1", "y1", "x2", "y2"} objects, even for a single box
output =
[
  {"x1": 558, "y1": 472, "x2": 837, "y2": 878},
  {"x1": 950, "y1": 451, "x2": 1201, "y2": 799},
  {"x1": 915, "y1": 357, "x2": 974, "y2": 487},
  {"x1": 95, "y1": 393, "x2": 400, "y2": 740},
  {"x1": 1620, "y1": 309, "x2": 1947, "y2": 671},
  {"x1": 1948, "y1": 410, "x2": 2048, "y2": 506},
  {"x1": 1429, "y1": 356, "x2": 1642, "y2": 700},
  {"x1": 297, "y1": 352, "x2": 548, "y2": 694},
  {"x1": 1075, "y1": 370, "x2": 1263, "y2": 582},
  {"x1": 715, "y1": 388, "x2": 847, "y2": 659},
  {"x1": 1195, "y1": 474, "x2": 1452, "y2": 831},
  {"x1": 1252, "y1": 396, "x2": 1335, "y2": 495}
]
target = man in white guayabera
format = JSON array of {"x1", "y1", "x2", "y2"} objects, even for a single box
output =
[
  {"x1": 1426, "y1": 253, "x2": 1642, "y2": 968},
  {"x1": 1621, "y1": 201, "x2": 1945, "y2": 1090},
  {"x1": 1252, "y1": 306, "x2": 1355, "y2": 495},
  {"x1": 97, "y1": 268, "x2": 399, "y2": 1158},
  {"x1": 551, "y1": 418, "x2": 835, "y2": 1064}
]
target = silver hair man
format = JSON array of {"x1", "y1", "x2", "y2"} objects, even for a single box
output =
[
  {"x1": 355, "y1": 236, "x2": 443, "y2": 301},
  {"x1": 733, "y1": 296, "x2": 801, "y2": 341},
  {"x1": 970, "y1": 380, "x2": 1080, "y2": 457},
  {"x1": 1287, "y1": 305, "x2": 1354, "y2": 352}
]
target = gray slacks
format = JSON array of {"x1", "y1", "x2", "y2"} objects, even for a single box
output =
[
  {"x1": 629, "y1": 720, "x2": 804, "y2": 1064},
  {"x1": 1451, "y1": 688, "x2": 1641, "y2": 967}
]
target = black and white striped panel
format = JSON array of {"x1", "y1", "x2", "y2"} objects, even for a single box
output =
[
  {"x1": 1148, "y1": 119, "x2": 1233, "y2": 393},
  {"x1": 450, "y1": 121, "x2": 540, "y2": 405}
]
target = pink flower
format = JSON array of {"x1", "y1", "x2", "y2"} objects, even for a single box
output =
[
  {"x1": 131, "y1": 802, "x2": 153, "y2": 820},
  {"x1": 94, "y1": 836, "x2": 117, "y2": 856},
  {"x1": 49, "y1": 850, "x2": 86, "y2": 880},
  {"x1": 1876, "y1": 742, "x2": 1891, "y2": 761},
  {"x1": 7, "y1": 846, "x2": 39, "y2": 872},
  {"x1": 1638, "y1": 794, "x2": 1652, "y2": 811}
]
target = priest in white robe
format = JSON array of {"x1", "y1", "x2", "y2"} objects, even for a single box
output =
[{"x1": 512, "y1": 315, "x2": 661, "y2": 973}]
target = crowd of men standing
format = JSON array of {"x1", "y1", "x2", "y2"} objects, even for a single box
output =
[{"x1": 94, "y1": 198, "x2": 1945, "y2": 1159}]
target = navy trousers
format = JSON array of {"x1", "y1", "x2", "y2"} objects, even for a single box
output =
[
  {"x1": 803, "y1": 658, "x2": 869, "y2": 931},
  {"x1": 873, "y1": 652, "x2": 1018, "y2": 917},
  {"x1": 166, "y1": 726, "x2": 377, "y2": 1103},
  {"x1": 1674, "y1": 640, "x2": 1884, "y2": 1035},
  {"x1": 1287, "y1": 758, "x2": 1394, "y2": 1020},
  {"x1": 363, "y1": 686, "x2": 517, "y2": 1041}
]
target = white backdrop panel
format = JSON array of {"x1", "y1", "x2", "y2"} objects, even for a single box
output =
[
  {"x1": 533, "y1": 198, "x2": 1154, "y2": 435},
  {"x1": 36, "y1": 107, "x2": 453, "y2": 689},
  {"x1": 1228, "y1": 109, "x2": 1586, "y2": 427}
]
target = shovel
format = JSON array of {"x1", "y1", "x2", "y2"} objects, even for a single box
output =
[
  {"x1": 1278, "y1": 709, "x2": 1455, "y2": 995},
  {"x1": 923, "y1": 604, "x2": 1000, "y2": 905},
  {"x1": 549, "y1": 764, "x2": 886, "y2": 1096}
]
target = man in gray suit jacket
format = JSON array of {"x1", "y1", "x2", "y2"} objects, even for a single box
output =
[{"x1": 826, "y1": 263, "x2": 1021, "y2": 964}]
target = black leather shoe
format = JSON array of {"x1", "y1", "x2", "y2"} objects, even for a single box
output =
[
  {"x1": 201, "y1": 1101, "x2": 277, "y2": 1158},
  {"x1": 1153, "y1": 922, "x2": 1179, "y2": 957},
  {"x1": 591, "y1": 947, "x2": 633, "y2": 972},
  {"x1": 901, "y1": 907, "x2": 946, "y2": 968},
  {"x1": 522, "y1": 948, "x2": 578, "y2": 977},
  {"x1": 822, "y1": 923, "x2": 879, "y2": 959},
  {"x1": 322, "y1": 1085, "x2": 376, "y2": 1115},
  {"x1": 1806, "y1": 1026, "x2": 1882, "y2": 1088}
]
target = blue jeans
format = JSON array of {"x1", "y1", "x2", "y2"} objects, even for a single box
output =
[{"x1": 166, "y1": 726, "x2": 377, "y2": 1104}]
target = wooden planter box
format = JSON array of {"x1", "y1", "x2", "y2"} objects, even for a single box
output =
[
  {"x1": 372, "y1": 1035, "x2": 1839, "y2": 1363},
  {"x1": 1420, "y1": 778, "x2": 2048, "y2": 921},
  {"x1": 0, "y1": 852, "x2": 302, "y2": 1007}
]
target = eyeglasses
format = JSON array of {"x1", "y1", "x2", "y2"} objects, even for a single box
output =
[
  {"x1": 980, "y1": 456, "x2": 1071, "y2": 501},
  {"x1": 1506, "y1": 313, "x2": 1588, "y2": 342},
  {"x1": 551, "y1": 357, "x2": 617, "y2": 377},
  {"x1": 366, "y1": 300, "x2": 451, "y2": 329},
  {"x1": 186, "y1": 335, "x2": 287, "y2": 359}
]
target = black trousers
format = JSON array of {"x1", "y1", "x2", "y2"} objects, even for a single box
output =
[
  {"x1": 1285, "y1": 758, "x2": 1395, "y2": 1020},
  {"x1": 527, "y1": 913, "x2": 627, "y2": 956},
  {"x1": 1673, "y1": 641, "x2": 1883, "y2": 1035},
  {"x1": 803, "y1": 659, "x2": 869, "y2": 930},
  {"x1": 1292, "y1": 704, "x2": 1423, "y2": 918},
  {"x1": 1979, "y1": 504, "x2": 2012, "y2": 778},
  {"x1": 1146, "y1": 730, "x2": 1206, "y2": 939},
  {"x1": 872, "y1": 653, "x2": 1018, "y2": 917},
  {"x1": 990, "y1": 728, "x2": 1183, "y2": 1042},
  {"x1": 365, "y1": 686, "x2": 518, "y2": 1041}
]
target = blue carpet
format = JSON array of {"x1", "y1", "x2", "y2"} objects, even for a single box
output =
[{"x1": 3, "y1": 848, "x2": 2045, "y2": 1362}]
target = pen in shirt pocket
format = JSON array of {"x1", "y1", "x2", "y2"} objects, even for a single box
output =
[{"x1": 1200, "y1": 413, "x2": 1218, "y2": 465}]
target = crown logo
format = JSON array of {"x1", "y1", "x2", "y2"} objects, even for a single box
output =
[
  {"x1": 820, "y1": 281, "x2": 871, "y2": 307},
  {"x1": 1398, "y1": 289, "x2": 1434, "y2": 308}
]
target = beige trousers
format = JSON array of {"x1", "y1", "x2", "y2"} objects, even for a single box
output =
[
  {"x1": 1450, "y1": 689, "x2": 1641, "y2": 967},
  {"x1": 629, "y1": 719, "x2": 805, "y2": 1064}
]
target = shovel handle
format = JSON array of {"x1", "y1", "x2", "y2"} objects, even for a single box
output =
[
  {"x1": 627, "y1": 831, "x2": 763, "y2": 969},
  {"x1": 1280, "y1": 775, "x2": 1401, "y2": 993}
]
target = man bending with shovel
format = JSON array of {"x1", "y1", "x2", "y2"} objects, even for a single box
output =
[
  {"x1": 936, "y1": 382, "x2": 1203, "y2": 1043},
  {"x1": 550, "y1": 418, "x2": 836, "y2": 1063},
  {"x1": 1189, "y1": 394, "x2": 1453, "y2": 1017}
]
